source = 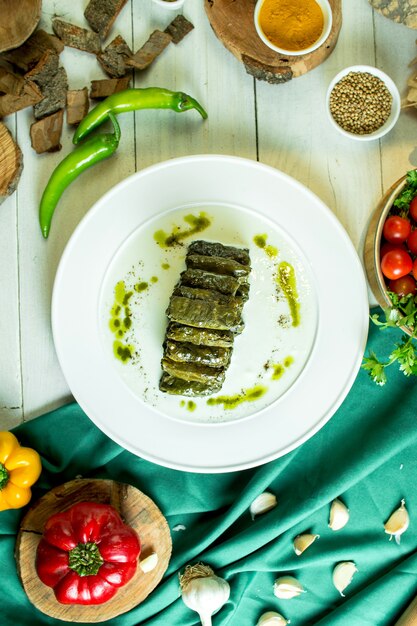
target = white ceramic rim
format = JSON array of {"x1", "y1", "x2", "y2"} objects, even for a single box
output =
[
  {"x1": 326, "y1": 64, "x2": 401, "y2": 141},
  {"x1": 52, "y1": 155, "x2": 369, "y2": 473},
  {"x1": 254, "y1": 0, "x2": 333, "y2": 57}
]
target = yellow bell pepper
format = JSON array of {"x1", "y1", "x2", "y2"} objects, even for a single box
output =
[{"x1": 0, "y1": 431, "x2": 41, "y2": 511}]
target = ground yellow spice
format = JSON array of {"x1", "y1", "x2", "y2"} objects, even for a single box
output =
[{"x1": 259, "y1": 0, "x2": 324, "y2": 52}]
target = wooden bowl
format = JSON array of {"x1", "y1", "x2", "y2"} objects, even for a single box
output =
[
  {"x1": 15, "y1": 479, "x2": 172, "y2": 623},
  {"x1": 364, "y1": 172, "x2": 413, "y2": 335},
  {"x1": 0, "y1": 0, "x2": 42, "y2": 53}
]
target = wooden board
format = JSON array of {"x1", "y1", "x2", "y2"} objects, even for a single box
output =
[
  {"x1": 204, "y1": 0, "x2": 342, "y2": 83},
  {"x1": 15, "y1": 479, "x2": 172, "y2": 622},
  {"x1": 0, "y1": 122, "x2": 23, "y2": 203},
  {"x1": 369, "y1": 0, "x2": 417, "y2": 29}
]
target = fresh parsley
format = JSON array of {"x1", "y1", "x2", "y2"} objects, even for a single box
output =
[
  {"x1": 393, "y1": 170, "x2": 417, "y2": 213},
  {"x1": 362, "y1": 293, "x2": 417, "y2": 385}
]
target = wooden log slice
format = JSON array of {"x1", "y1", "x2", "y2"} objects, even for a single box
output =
[
  {"x1": 0, "y1": 122, "x2": 23, "y2": 203},
  {"x1": 0, "y1": 0, "x2": 42, "y2": 53},
  {"x1": 15, "y1": 479, "x2": 172, "y2": 623},
  {"x1": 369, "y1": 0, "x2": 417, "y2": 29},
  {"x1": 204, "y1": 0, "x2": 342, "y2": 83}
]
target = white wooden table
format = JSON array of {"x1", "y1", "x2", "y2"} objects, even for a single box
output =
[{"x1": 1, "y1": 0, "x2": 416, "y2": 430}]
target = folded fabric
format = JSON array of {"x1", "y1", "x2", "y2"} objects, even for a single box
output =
[{"x1": 0, "y1": 320, "x2": 416, "y2": 626}]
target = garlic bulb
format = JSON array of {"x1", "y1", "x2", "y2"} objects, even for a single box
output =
[
  {"x1": 293, "y1": 533, "x2": 319, "y2": 556},
  {"x1": 257, "y1": 610, "x2": 290, "y2": 625},
  {"x1": 250, "y1": 492, "x2": 277, "y2": 520},
  {"x1": 273, "y1": 576, "x2": 305, "y2": 599},
  {"x1": 329, "y1": 498, "x2": 349, "y2": 531},
  {"x1": 179, "y1": 563, "x2": 230, "y2": 626},
  {"x1": 384, "y1": 499, "x2": 409, "y2": 544},
  {"x1": 332, "y1": 562, "x2": 357, "y2": 597},
  {"x1": 139, "y1": 552, "x2": 158, "y2": 573}
]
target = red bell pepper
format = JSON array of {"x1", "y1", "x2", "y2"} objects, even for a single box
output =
[{"x1": 36, "y1": 501, "x2": 141, "y2": 605}]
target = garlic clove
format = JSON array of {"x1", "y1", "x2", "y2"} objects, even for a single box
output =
[
  {"x1": 273, "y1": 576, "x2": 305, "y2": 599},
  {"x1": 332, "y1": 562, "x2": 357, "y2": 597},
  {"x1": 384, "y1": 499, "x2": 409, "y2": 545},
  {"x1": 293, "y1": 533, "x2": 319, "y2": 556},
  {"x1": 139, "y1": 552, "x2": 158, "y2": 573},
  {"x1": 257, "y1": 610, "x2": 290, "y2": 625},
  {"x1": 250, "y1": 492, "x2": 277, "y2": 520},
  {"x1": 329, "y1": 498, "x2": 350, "y2": 531}
]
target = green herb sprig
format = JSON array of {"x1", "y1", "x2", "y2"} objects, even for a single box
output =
[
  {"x1": 362, "y1": 293, "x2": 417, "y2": 385},
  {"x1": 392, "y1": 170, "x2": 417, "y2": 213}
]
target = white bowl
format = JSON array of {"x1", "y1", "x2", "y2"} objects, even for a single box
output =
[
  {"x1": 152, "y1": 0, "x2": 185, "y2": 9},
  {"x1": 254, "y1": 0, "x2": 333, "y2": 57},
  {"x1": 326, "y1": 65, "x2": 401, "y2": 141}
]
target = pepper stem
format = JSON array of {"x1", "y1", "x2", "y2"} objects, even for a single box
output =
[
  {"x1": 68, "y1": 542, "x2": 104, "y2": 577},
  {"x1": 108, "y1": 113, "x2": 121, "y2": 143},
  {"x1": 0, "y1": 462, "x2": 9, "y2": 490}
]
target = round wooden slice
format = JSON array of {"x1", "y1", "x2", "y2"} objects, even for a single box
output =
[
  {"x1": 0, "y1": 122, "x2": 23, "y2": 203},
  {"x1": 0, "y1": 0, "x2": 42, "y2": 53},
  {"x1": 369, "y1": 0, "x2": 417, "y2": 29},
  {"x1": 204, "y1": 0, "x2": 342, "y2": 83},
  {"x1": 15, "y1": 479, "x2": 172, "y2": 623}
]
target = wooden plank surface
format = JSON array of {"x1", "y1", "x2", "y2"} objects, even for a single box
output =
[{"x1": 0, "y1": 0, "x2": 416, "y2": 429}]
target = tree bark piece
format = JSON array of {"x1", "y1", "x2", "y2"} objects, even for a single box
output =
[
  {"x1": 84, "y1": 0, "x2": 129, "y2": 40},
  {"x1": 204, "y1": 0, "x2": 342, "y2": 83},
  {"x1": 0, "y1": 0, "x2": 41, "y2": 53},
  {"x1": 26, "y1": 51, "x2": 68, "y2": 119},
  {"x1": 97, "y1": 35, "x2": 132, "y2": 78},
  {"x1": 66, "y1": 88, "x2": 89, "y2": 125},
  {"x1": 90, "y1": 76, "x2": 130, "y2": 99},
  {"x1": 0, "y1": 30, "x2": 64, "y2": 72},
  {"x1": 369, "y1": 0, "x2": 417, "y2": 28},
  {"x1": 0, "y1": 79, "x2": 42, "y2": 117},
  {"x1": 52, "y1": 18, "x2": 101, "y2": 54},
  {"x1": 126, "y1": 31, "x2": 172, "y2": 71},
  {"x1": 30, "y1": 109, "x2": 63, "y2": 153},
  {"x1": 0, "y1": 67, "x2": 27, "y2": 96},
  {"x1": 0, "y1": 122, "x2": 23, "y2": 202},
  {"x1": 15, "y1": 479, "x2": 172, "y2": 623},
  {"x1": 165, "y1": 15, "x2": 194, "y2": 44}
]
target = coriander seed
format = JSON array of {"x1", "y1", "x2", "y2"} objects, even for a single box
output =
[{"x1": 329, "y1": 71, "x2": 392, "y2": 135}]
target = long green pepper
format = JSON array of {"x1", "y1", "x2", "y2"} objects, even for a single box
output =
[
  {"x1": 73, "y1": 87, "x2": 208, "y2": 143},
  {"x1": 39, "y1": 88, "x2": 207, "y2": 238},
  {"x1": 39, "y1": 114, "x2": 121, "y2": 239}
]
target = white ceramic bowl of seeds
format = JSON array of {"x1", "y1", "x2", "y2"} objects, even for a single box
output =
[{"x1": 326, "y1": 65, "x2": 401, "y2": 141}]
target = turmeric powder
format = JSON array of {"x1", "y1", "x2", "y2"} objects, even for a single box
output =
[{"x1": 258, "y1": 0, "x2": 324, "y2": 52}]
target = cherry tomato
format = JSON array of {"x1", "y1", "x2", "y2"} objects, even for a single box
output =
[
  {"x1": 413, "y1": 258, "x2": 417, "y2": 280},
  {"x1": 383, "y1": 215, "x2": 411, "y2": 243},
  {"x1": 381, "y1": 249, "x2": 413, "y2": 280},
  {"x1": 407, "y1": 230, "x2": 417, "y2": 255},
  {"x1": 389, "y1": 275, "x2": 417, "y2": 296},
  {"x1": 380, "y1": 241, "x2": 405, "y2": 259},
  {"x1": 410, "y1": 196, "x2": 417, "y2": 222}
]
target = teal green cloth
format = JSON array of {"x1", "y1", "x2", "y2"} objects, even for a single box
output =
[{"x1": 1, "y1": 320, "x2": 417, "y2": 625}]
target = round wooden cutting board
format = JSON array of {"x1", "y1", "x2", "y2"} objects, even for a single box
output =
[
  {"x1": 369, "y1": 0, "x2": 417, "y2": 29},
  {"x1": 204, "y1": 0, "x2": 342, "y2": 83},
  {"x1": 15, "y1": 479, "x2": 172, "y2": 623}
]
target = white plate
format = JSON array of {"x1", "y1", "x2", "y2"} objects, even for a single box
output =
[{"x1": 52, "y1": 155, "x2": 369, "y2": 473}]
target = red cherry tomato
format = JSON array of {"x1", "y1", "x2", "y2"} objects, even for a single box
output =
[
  {"x1": 410, "y1": 196, "x2": 417, "y2": 222},
  {"x1": 407, "y1": 230, "x2": 417, "y2": 255},
  {"x1": 380, "y1": 241, "x2": 406, "y2": 259},
  {"x1": 381, "y1": 249, "x2": 413, "y2": 280},
  {"x1": 383, "y1": 215, "x2": 411, "y2": 243},
  {"x1": 389, "y1": 275, "x2": 417, "y2": 296},
  {"x1": 413, "y1": 258, "x2": 417, "y2": 280}
]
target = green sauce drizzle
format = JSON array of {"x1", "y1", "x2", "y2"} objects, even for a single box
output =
[
  {"x1": 109, "y1": 280, "x2": 135, "y2": 363},
  {"x1": 161, "y1": 263, "x2": 170, "y2": 270},
  {"x1": 253, "y1": 234, "x2": 278, "y2": 258},
  {"x1": 271, "y1": 355, "x2": 294, "y2": 380},
  {"x1": 150, "y1": 276, "x2": 158, "y2": 283},
  {"x1": 187, "y1": 401, "x2": 196, "y2": 412},
  {"x1": 277, "y1": 262, "x2": 300, "y2": 327},
  {"x1": 207, "y1": 385, "x2": 267, "y2": 410},
  {"x1": 154, "y1": 212, "x2": 212, "y2": 247},
  {"x1": 134, "y1": 281, "x2": 148, "y2": 292}
]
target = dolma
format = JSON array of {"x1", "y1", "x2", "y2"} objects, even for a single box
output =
[
  {"x1": 165, "y1": 340, "x2": 231, "y2": 367},
  {"x1": 186, "y1": 254, "x2": 250, "y2": 278},
  {"x1": 180, "y1": 268, "x2": 240, "y2": 295},
  {"x1": 167, "y1": 296, "x2": 244, "y2": 332},
  {"x1": 161, "y1": 357, "x2": 226, "y2": 386},
  {"x1": 159, "y1": 372, "x2": 219, "y2": 396},
  {"x1": 166, "y1": 323, "x2": 234, "y2": 347},
  {"x1": 188, "y1": 240, "x2": 250, "y2": 266}
]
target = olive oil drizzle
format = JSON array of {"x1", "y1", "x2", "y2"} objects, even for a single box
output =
[
  {"x1": 271, "y1": 355, "x2": 294, "y2": 380},
  {"x1": 154, "y1": 212, "x2": 212, "y2": 248},
  {"x1": 253, "y1": 233, "x2": 278, "y2": 258},
  {"x1": 207, "y1": 385, "x2": 267, "y2": 410},
  {"x1": 109, "y1": 281, "x2": 135, "y2": 363},
  {"x1": 277, "y1": 261, "x2": 300, "y2": 327}
]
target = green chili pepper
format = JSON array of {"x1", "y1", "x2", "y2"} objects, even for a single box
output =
[
  {"x1": 73, "y1": 87, "x2": 207, "y2": 144},
  {"x1": 39, "y1": 114, "x2": 121, "y2": 239}
]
